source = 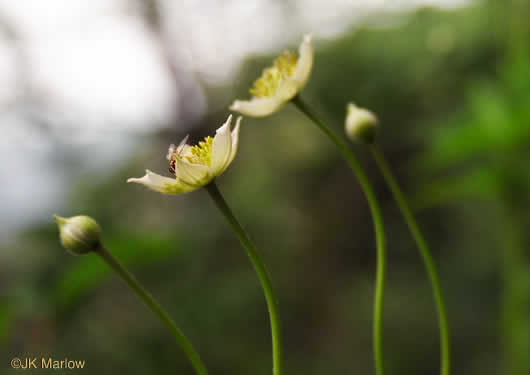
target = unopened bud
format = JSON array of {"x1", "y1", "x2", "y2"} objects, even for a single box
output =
[
  {"x1": 54, "y1": 215, "x2": 102, "y2": 255},
  {"x1": 345, "y1": 103, "x2": 378, "y2": 144}
]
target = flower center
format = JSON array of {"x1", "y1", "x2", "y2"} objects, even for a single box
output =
[
  {"x1": 249, "y1": 52, "x2": 298, "y2": 98},
  {"x1": 186, "y1": 136, "x2": 213, "y2": 166},
  {"x1": 167, "y1": 136, "x2": 213, "y2": 175}
]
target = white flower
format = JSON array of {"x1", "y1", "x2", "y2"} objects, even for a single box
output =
[
  {"x1": 345, "y1": 103, "x2": 378, "y2": 144},
  {"x1": 128, "y1": 115, "x2": 242, "y2": 194},
  {"x1": 230, "y1": 34, "x2": 313, "y2": 117}
]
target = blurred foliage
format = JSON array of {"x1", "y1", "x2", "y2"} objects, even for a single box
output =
[
  {"x1": 2, "y1": 1, "x2": 530, "y2": 375},
  {"x1": 416, "y1": 54, "x2": 530, "y2": 205},
  {"x1": 415, "y1": 22, "x2": 530, "y2": 375},
  {"x1": 53, "y1": 232, "x2": 179, "y2": 311}
]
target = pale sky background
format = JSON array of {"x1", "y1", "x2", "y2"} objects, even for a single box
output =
[{"x1": 0, "y1": 0, "x2": 471, "y2": 240}]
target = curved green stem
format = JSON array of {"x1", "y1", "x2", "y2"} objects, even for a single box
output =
[
  {"x1": 495, "y1": 160, "x2": 530, "y2": 375},
  {"x1": 292, "y1": 95, "x2": 386, "y2": 375},
  {"x1": 499, "y1": 201, "x2": 529, "y2": 375},
  {"x1": 370, "y1": 144, "x2": 450, "y2": 375},
  {"x1": 205, "y1": 181, "x2": 283, "y2": 375},
  {"x1": 96, "y1": 246, "x2": 209, "y2": 375}
]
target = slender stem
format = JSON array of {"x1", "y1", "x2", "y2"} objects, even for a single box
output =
[
  {"x1": 292, "y1": 95, "x2": 386, "y2": 375},
  {"x1": 96, "y1": 246, "x2": 209, "y2": 375},
  {"x1": 205, "y1": 181, "x2": 282, "y2": 375},
  {"x1": 495, "y1": 163, "x2": 530, "y2": 375},
  {"x1": 499, "y1": 201, "x2": 529, "y2": 375},
  {"x1": 370, "y1": 144, "x2": 450, "y2": 375}
]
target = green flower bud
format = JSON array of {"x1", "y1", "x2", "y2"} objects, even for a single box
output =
[
  {"x1": 345, "y1": 103, "x2": 378, "y2": 144},
  {"x1": 53, "y1": 215, "x2": 102, "y2": 255}
]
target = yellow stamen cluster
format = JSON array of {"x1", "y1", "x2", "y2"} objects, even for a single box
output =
[
  {"x1": 249, "y1": 52, "x2": 298, "y2": 98},
  {"x1": 186, "y1": 136, "x2": 213, "y2": 166},
  {"x1": 274, "y1": 52, "x2": 297, "y2": 76}
]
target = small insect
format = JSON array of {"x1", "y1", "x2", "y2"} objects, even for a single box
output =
[{"x1": 168, "y1": 135, "x2": 189, "y2": 175}]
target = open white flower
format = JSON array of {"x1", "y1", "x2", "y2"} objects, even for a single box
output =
[
  {"x1": 230, "y1": 34, "x2": 313, "y2": 117},
  {"x1": 128, "y1": 115, "x2": 241, "y2": 194}
]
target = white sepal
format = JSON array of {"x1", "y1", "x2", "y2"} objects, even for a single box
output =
[
  {"x1": 210, "y1": 115, "x2": 233, "y2": 175},
  {"x1": 127, "y1": 169, "x2": 195, "y2": 194}
]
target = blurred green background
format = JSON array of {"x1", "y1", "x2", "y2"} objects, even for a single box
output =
[{"x1": 2, "y1": 0, "x2": 530, "y2": 374}]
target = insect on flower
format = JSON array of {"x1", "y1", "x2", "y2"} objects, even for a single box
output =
[
  {"x1": 128, "y1": 115, "x2": 242, "y2": 195},
  {"x1": 167, "y1": 135, "x2": 189, "y2": 175}
]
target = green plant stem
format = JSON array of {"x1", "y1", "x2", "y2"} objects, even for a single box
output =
[
  {"x1": 291, "y1": 95, "x2": 386, "y2": 375},
  {"x1": 369, "y1": 144, "x2": 450, "y2": 375},
  {"x1": 205, "y1": 181, "x2": 283, "y2": 375},
  {"x1": 96, "y1": 246, "x2": 208, "y2": 375},
  {"x1": 496, "y1": 162, "x2": 530, "y2": 375},
  {"x1": 499, "y1": 202, "x2": 529, "y2": 375}
]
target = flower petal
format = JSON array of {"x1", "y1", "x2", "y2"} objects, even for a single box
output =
[
  {"x1": 210, "y1": 115, "x2": 233, "y2": 175},
  {"x1": 291, "y1": 34, "x2": 313, "y2": 90},
  {"x1": 127, "y1": 170, "x2": 196, "y2": 194},
  {"x1": 174, "y1": 157, "x2": 210, "y2": 187},
  {"x1": 277, "y1": 79, "x2": 299, "y2": 101},
  {"x1": 230, "y1": 97, "x2": 284, "y2": 117},
  {"x1": 226, "y1": 116, "x2": 242, "y2": 169}
]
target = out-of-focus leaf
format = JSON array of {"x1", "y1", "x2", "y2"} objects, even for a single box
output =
[
  {"x1": 0, "y1": 299, "x2": 13, "y2": 344},
  {"x1": 414, "y1": 167, "x2": 499, "y2": 210},
  {"x1": 418, "y1": 54, "x2": 530, "y2": 172},
  {"x1": 53, "y1": 232, "x2": 179, "y2": 311}
]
